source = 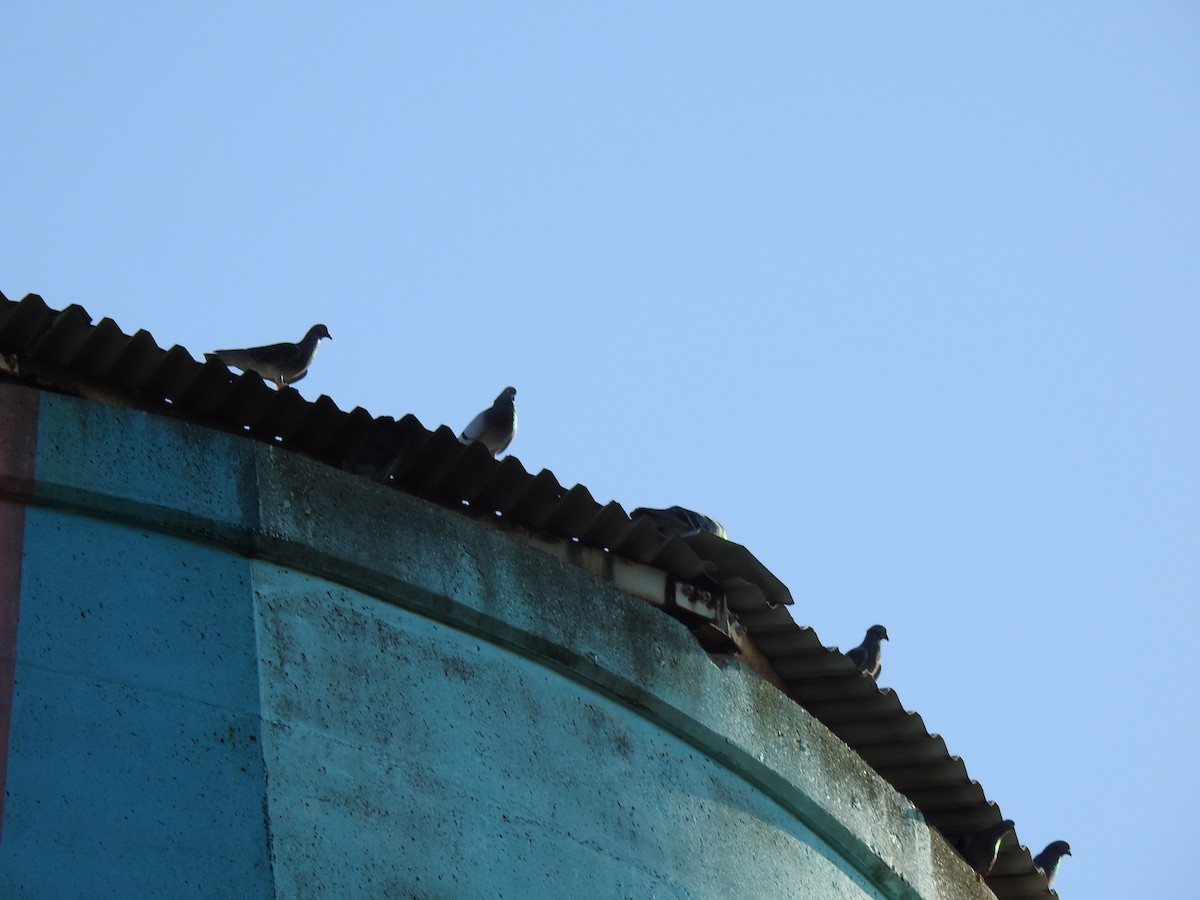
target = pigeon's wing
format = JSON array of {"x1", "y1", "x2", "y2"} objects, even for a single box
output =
[
  {"x1": 631, "y1": 508, "x2": 679, "y2": 533},
  {"x1": 634, "y1": 506, "x2": 713, "y2": 537},
  {"x1": 667, "y1": 506, "x2": 703, "y2": 531},
  {"x1": 665, "y1": 506, "x2": 729, "y2": 538},
  {"x1": 846, "y1": 645, "x2": 867, "y2": 668},
  {"x1": 247, "y1": 340, "x2": 305, "y2": 367},
  {"x1": 460, "y1": 409, "x2": 488, "y2": 443},
  {"x1": 210, "y1": 340, "x2": 304, "y2": 369}
]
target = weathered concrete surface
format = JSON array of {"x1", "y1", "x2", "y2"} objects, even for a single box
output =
[
  {"x1": 253, "y1": 564, "x2": 891, "y2": 899},
  {"x1": 0, "y1": 385, "x2": 989, "y2": 899}
]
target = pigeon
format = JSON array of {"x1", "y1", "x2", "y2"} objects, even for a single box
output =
[
  {"x1": 954, "y1": 819, "x2": 1016, "y2": 882},
  {"x1": 630, "y1": 505, "x2": 728, "y2": 540},
  {"x1": 206, "y1": 324, "x2": 331, "y2": 388},
  {"x1": 1033, "y1": 840, "x2": 1071, "y2": 888},
  {"x1": 459, "y1": 387, "x2": 517, "y2": 456},
  {"x1": 845, "y1": 625, "x2": 888, "y2": 678}
]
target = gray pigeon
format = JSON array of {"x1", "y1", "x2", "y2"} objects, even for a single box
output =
[
  {"x1": 845, "y1": 625, "x2": 888, "y2": 678},
  {"x1": 459, "y1": 387, "x2": 517, "y2": 456},
  {"x1": 206, "y1": 324, "x2": 331, "y2": 388},
  {"x1": 630, "y1": 506, "x2": 728, "y2": 540},
  {"x1": 954, "y1": 819, "x2": 1016, "y2": 882},
  {"x1": 1032, "y1": 840, "x2": 1071, "y2": 888}
]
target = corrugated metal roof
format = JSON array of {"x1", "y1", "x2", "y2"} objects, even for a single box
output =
[{"x1": 0, "y1": 292, "x2": 1057, "y2": 899}]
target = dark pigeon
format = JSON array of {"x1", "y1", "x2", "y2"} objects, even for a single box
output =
[
  {"x1": 459, "y1": 387, "x2": 517, "y2": 456},
  {"x1": 206, "y1": 324, "x2": 331, "y2": 388},
  {"x1": 954, "y1": 819, "x2": 1016, "y2": 882},
  {"x1": 845, "y1": 625, "x2": 889, "y2": 678},
  {"x1": 1033, "y1": 840, "x2": 1071, "y2": 888},
  {"x1": 630, "y1": 505, "x2": 728, "y2": 540}
]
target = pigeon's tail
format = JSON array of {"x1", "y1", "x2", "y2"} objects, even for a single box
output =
[
  {"x1": 206, "y1": 350, "x2": 254, "y2": 374},
  {"x1": 206, "y1": 349, "x2": 257, "y2": 371}
]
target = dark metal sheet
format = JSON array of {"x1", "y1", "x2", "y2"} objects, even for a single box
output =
[
  {"x1": 142, "y1": 346, "x2": 200, "y2": 404},
  {"x1": 0, "y1": 294, "x2": 54, "y2": 351},
  {"x1": 29, "y1": 304, "x2": 94, "y2": 365}
]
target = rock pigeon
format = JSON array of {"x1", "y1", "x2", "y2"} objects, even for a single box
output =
[
  {"x1": 630, "y1": 505, "x2": 729, "y2": 540},
  {"x1": 205, "y1": 324, "x2": 331, "y2": 388},
  {"x1": 459, "y1": 387, "x2": 517, "y2": 456},
  {"x1": 954, "y1": 819, "x2": 1016, "y2": 882},
  {"x1": 845, "y1": 625, "x2": 889, "y2": 678},
  {"x1": 1033, "y1": 840, "x2": 1071, "y2": 888}
]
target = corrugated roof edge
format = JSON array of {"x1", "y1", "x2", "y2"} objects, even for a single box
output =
[{"x1": 0, "y1": 292, "x2": 1057, "y2": 899}]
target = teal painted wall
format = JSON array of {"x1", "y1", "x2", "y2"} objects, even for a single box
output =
[
  {"x1": 4, "y1": 511, "x2": 270, "y2": 899},
  {"x1": 0, "y1": 386, "x2": 983, "y2": 900}
]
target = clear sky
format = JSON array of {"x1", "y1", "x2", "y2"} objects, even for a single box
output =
[{"x1": 4, "y1": 4, "x2": 1198, "y2": 897}]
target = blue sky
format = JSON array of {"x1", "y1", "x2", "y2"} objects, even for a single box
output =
[{"x1": 5, "y1": 4, "x2": 1198, "y2": 896}]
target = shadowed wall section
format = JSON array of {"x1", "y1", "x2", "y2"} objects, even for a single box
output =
[
  {"x1": 0, "y1": 384, "x2": 985, "y2": 900},
  {"x1": 0, "y1": 384, "x2": 37, "y2": 843}
]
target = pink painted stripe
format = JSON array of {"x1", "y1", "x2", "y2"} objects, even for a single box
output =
[{"x1": 0, "y1": 384, "x2": 38, "y2": 843}]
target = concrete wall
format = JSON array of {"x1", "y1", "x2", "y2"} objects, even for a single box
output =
[{"x1": 0, "y1": 385, "x2": 987, "y2": 899}]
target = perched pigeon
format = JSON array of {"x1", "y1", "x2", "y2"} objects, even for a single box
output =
[
  {"x1": 630, "y1": 505, "x2": 728, "y2": 540},
  {"x1": 845, "y1": 625, "x2": 889, "y2": 678},
  {"x1": 954, "y1": 820, "x2": 1016, "y2": 882},
  {"x1": 1033, "y1": 840, "x2": 1071, "y2": 888},
  {"x1": 459, "y1": 387, "x2": 517, "y2": 456},
  {"x1": 206, "y1": 324, "x2": 331, "y2": 388}
]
